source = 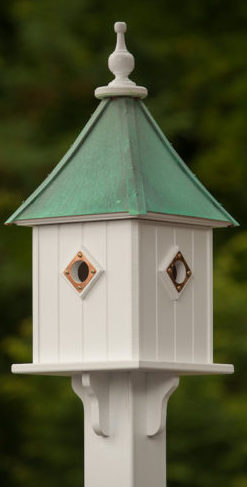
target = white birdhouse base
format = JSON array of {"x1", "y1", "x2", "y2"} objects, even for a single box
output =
[
  {"x1": 12, "y1": 360, "x2": 234, "y2": 376},
  {"x1": 72, "y1": 371, "x2": 179, "y2": 487}
]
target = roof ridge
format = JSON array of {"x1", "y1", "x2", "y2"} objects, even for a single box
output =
[
  {"x1": 118, "y1": 98, "x2": 146, "y2": 215},
  {"x1": 139, "y1": 101, "x2": 239, "y2": 227},
  {"x1": 5, "y1": 99, "x2": 110, "y2": 224}
]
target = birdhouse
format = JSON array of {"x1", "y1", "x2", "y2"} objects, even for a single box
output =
[
  {"x1": 7, "y1": 22, "x2": 237, "y2": 487},
  {"x1": 7, "y1": 23, "x2": 237, "y2": 377}
]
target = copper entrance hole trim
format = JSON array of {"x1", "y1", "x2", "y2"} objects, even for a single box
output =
[
  {"x1": 166, "y1": 251, "x2": 192, "y2": 293},
  {"x1": 64, "y1": 251, "x2": 97, "y2": 293}
]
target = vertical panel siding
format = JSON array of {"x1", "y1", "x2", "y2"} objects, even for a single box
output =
[
  {"x1": 83, "y1": 222, "x2": 107, "y2": 361},
  {"x1": 107, "y1": 221, "x2": 133, "y2": 360},
  {"x1": 139, "y1": 222, "x2": 157, "y2": 360},
  {"x1": 38, "y1": 225, "x2": 59, "y2": 362},
  {"x1": 139, "y1": 222, "x2": 211, "y2": 365},
  {"x1": 207, "y1": 230, "x2": 213, "y2": 362},
  {"x1": 32, "y1": 227, "x2": 39, "y2": 363},
  {"x1": 131, "y1": 221, "x2": 140, "y2": 360},
  {"x1": 35, "y1": 219, "x2": 212, "y2": 366},
  {"x1": 193, "y1": 228, "x2": 212, "y2": 363},
  {"x1": 37, "y1": 220, "x2": 136, "y2": 364},
  {"x1": 174, "y1": 227, "x2": 193, "y2": 362},
  {"x1": 59, "y1": 224, "x2": 83, "y2": 362},
  {"x1": 157, "y1": 225, "x2": 175, "y2": 361}
]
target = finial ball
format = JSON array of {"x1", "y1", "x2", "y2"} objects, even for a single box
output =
[{"x1": 114, "y1": 22, "x2": 127, "y2": 34}]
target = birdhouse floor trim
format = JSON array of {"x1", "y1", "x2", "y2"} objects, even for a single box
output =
[
  {"x1": 11, "y1": 360, "x2": 234, "y2": 376},
  {"x1": 13, "y1": 212, "x2": 233, "y2": 228}
]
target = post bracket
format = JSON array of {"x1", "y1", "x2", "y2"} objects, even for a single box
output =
[
  {"x1": 146, "y1": 373, "x2": 179, "y2": 437},
  {"x1": 72, "y1": 372, "x2": 110, "y2": 437},
  {"x1": 72, "y1": 371, "x2": 179, "y2": 439}
]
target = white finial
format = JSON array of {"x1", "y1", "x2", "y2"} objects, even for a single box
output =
[{"x1": 95, "y1": 22, "x2": 148, "y2": 99}]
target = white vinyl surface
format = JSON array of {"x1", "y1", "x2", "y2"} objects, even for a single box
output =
[{"x1": 32, "y1": 219, "x2": 215, "y2": 371}]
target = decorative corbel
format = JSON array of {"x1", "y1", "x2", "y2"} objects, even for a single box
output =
[
  {"x1": 146, "y1": 374, "x2": 179, "y2": 437},
  {"x1": 72, "y1": 372, "x2": 110, "y2": 438}
]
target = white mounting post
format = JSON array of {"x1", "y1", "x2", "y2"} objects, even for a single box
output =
[{"x1": 72, "y1": 372, "x2": 179, "y2": 487}]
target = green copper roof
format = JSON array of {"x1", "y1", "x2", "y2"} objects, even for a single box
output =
[{"x1": 6, "y1": 97, "x2": 238, "y2": 226}]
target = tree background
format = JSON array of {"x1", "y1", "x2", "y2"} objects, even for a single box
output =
[{"x1": 1, "y1": 1, "x2": 247, "y2": 486}]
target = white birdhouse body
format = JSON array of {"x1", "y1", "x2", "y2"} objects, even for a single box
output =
[{"x1": 31, "y1": 218, "x2": 212, "y2": 368}]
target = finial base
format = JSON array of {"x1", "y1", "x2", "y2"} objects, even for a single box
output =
[{"x1": 95, "y1": 85, "x2": 148, "y2": 99}]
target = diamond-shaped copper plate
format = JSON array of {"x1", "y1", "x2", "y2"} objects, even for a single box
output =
[
  {"x1": 166, "y1": 251, "x2": 192, "y2": 293},
  {"x1": 64, "y1": 250, "x2": 97, "y2": 294}
]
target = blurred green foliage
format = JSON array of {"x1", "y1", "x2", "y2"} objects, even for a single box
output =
[{"x1": 1, "y1": 1, "x2": 247, "y2": 486}]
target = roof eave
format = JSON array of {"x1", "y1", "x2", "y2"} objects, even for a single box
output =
[{"x1": 7, "y1": 211, "x2": 238, "y2": 228}]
